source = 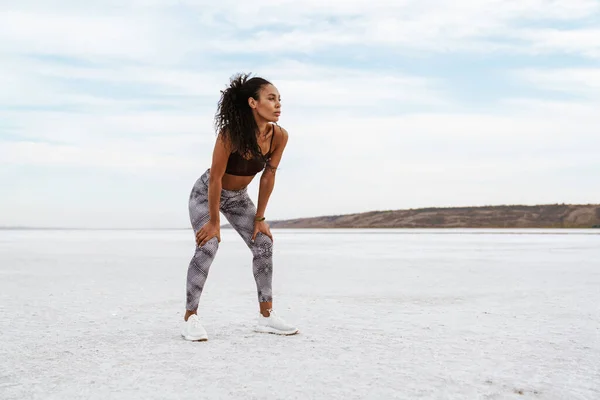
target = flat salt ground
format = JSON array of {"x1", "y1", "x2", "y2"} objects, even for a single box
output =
[{"x1": 1, "y1": 229, "x2": 599, "y2": 400}]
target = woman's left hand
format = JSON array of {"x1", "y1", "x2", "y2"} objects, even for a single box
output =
[{"x1": 252, "y1": 220, "x2": 273, "y2": 242}]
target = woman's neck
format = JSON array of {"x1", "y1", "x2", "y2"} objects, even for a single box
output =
[{"x1": 256, "y1": 120, "x2": 271, "y2": 138}]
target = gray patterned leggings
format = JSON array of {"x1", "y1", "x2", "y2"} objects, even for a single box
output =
[{"x1": 186, "y1": 168, "x2": 273, "y2": 311}]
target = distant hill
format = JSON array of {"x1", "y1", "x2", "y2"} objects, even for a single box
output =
[{"x1": 261, "y1": 204, "x2": 600, "y2": 229}]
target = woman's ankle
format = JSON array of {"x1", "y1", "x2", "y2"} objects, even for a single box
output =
[
  {"x1": 184, "y1": 310, "x2": 197, "y2": 321},
  {"x1": 259, "y1": 301, "x2": 273, "y2": 317}
]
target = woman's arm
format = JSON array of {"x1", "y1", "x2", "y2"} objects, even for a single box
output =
[
  {"x1": 196, "y1": 134, "x2": 230, "y2": 247},
  {"x1": 256, "y1": 126, "x2": 289, "y2": 219},
  {"x1": 208, "y1": 134, "x2": 231, "y2": 224}
]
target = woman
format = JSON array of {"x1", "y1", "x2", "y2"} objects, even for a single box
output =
[{"x1": 181, "y1": 73, "x2": 298, "y2": 342}]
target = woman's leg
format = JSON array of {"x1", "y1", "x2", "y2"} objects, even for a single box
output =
[
  {"x1": 220, "y1": 188, "x2": 298, "y2": 335},
  {"x1": 185, "y1": 171, "x2": 219, "y2": 319},
  {"x1": 220, "y1": 190, "x2": 273, "y2": 316}
]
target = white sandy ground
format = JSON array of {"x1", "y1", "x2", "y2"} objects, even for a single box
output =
[{"x1": 0, "y1": 228, "x2": 599, "y2": 400}]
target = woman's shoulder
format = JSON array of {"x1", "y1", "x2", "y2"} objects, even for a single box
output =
[
  {"x1": 274, "y1": 124, "x2": 289, "y2": 141},
  {"x1": 268, "y1": 124, "x2": 288, "y2": 155},
  {"x1": 215, "y1": 129, "x2": 236, "y2": 154}
]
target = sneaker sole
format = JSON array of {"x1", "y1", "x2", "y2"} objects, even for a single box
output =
[
  {"x1": 181, "y1": 333, "x2": 208, "y2": 342},
  {"x1": 254, "y1": 326, "x2": 299, "y2": 336}
]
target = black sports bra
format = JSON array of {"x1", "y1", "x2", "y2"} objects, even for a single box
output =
[{"x1": 225, "y1": 125, "x2": 276, "y2": 176}]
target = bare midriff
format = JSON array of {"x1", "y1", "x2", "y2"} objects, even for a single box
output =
[{"x1": 221, "y1": 172, "x2": 256, "y2": 191}]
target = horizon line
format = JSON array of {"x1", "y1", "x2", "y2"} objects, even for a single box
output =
[{"x1": 2, "y1": 202, "x2": 598, "y2": 230}]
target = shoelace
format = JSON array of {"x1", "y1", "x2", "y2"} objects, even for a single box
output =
[
  {"x1": 189, "y1": 316, "x2": 202, "y2": 328},
  {"x1": 267, "y1": 310, "x2": 286, "y2": 324}
]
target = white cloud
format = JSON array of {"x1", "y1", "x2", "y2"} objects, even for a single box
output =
[
  {"x1": 0, "y1": 140, "x2": 203, "y2": 173},
  {"x1": 0, "y1": 11, "x2": 159, "y2": 60},
  {"x1": 516, "y1": 28, "x2": 600, "y2": 58},
  {"x1": 2, "y1": 0, "x2": 599, "y2": 61},
  {"x1": 515, "y1": 67, "x2": 600, "y2": 97}
]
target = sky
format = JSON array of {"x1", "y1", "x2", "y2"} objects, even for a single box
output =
[{"x1": 1, "y1": 0, "x2": 599, "y2": 228}]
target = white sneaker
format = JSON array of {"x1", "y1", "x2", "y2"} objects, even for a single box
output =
[
  {"x1": 255, "y1": 310, "x2": 299, "y2": 335},
  {"x1": 181, "y1": 314, "x2": 208, "y2": 341}
]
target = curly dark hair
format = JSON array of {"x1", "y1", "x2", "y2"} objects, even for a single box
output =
[{"x1": 214, "y1": 73, "x2": 272, "y2": 159}]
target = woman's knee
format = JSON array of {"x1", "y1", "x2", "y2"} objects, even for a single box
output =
[
  {"x1": 251, "y1": 233, "x2": 273, "y2": 257},
  {"x1": 196, "y1": 236, "x2": 220, "y2": 257}
]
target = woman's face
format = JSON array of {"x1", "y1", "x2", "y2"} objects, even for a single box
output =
[{"x1": 250, "y1": 84, "x2": 281, "y2": 123}]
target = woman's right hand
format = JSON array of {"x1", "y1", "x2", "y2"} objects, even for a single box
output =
[{"x1": 196, "y1": 221, "x2": 221, "y2": 247}]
